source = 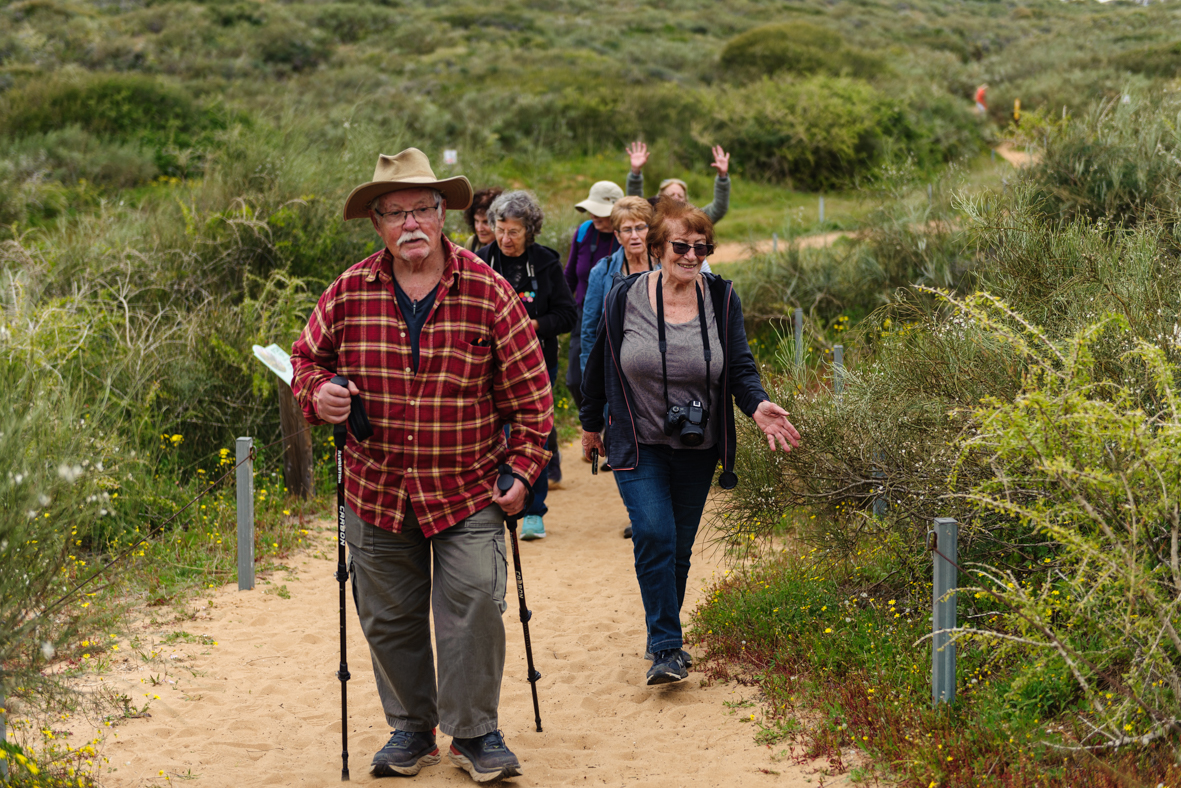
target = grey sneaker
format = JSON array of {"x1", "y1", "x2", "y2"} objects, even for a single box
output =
[
  {"x1": 371, "y1": 729, "x2": 441, "y2": 776},
  {"x1": 448, "y1": 730, "x2": 522, "y2": 782},
  {"x1": 646, "y1": 649, "x2": 688, "y2": 685},
  {"x1": 644, "y1": 644, "x2": 692, "y2": 668}
]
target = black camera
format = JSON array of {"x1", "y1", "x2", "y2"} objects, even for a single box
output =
[{"x1": 664, "y1": 400, "x2": 709, "y2": 447}]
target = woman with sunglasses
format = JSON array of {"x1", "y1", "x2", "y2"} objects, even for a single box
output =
[{"x1": 579, "y1": 200, "x2": 800, "y2": 685}]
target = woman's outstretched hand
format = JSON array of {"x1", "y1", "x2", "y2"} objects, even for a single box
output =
[
  {"x1": 710, "y1": 145, "x2": 731, "y2": 178},
  {"x1": 752, "y1": 400, "x2": 800, "y2": 452},
  {"x1": 581, "y1": 429, "x2": 606, "y2": 462},
  {"x1": 626, "y1": 141, "x2": 650, "y2": 174}
]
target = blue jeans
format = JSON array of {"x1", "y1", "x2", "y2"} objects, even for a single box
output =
[
  {"x1": 614, "y1": 443, "x2": 719, "y2": 653},
  {"x1": 512, "y1": 366, "x2": 557, "y2": 518}
]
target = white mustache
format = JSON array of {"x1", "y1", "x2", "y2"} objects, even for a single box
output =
[{"x1": 397, "y1": 230, "x2": 430, "y2": 246}]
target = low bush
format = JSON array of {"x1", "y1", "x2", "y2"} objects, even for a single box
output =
[
  {"x1": 0, "y1": 126, "x2": 158, "y2": 188},
  {"x1": 718, "y1": 22, "x2": 886, "y2": 82},
  {"x1": 253, "y1": 20, "x2": 331, "y2": 72},
  {"x1": 1111, "y1": 40, "x2": 1181, "y2": 78}
]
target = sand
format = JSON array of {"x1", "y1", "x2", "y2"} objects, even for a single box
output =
[{"x1": 70, "y1": 452, "x2": 847, "y2": 787}]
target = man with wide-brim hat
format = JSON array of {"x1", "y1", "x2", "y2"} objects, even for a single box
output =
[
  {"x1": 291, "y1": 147, "x2": 553, "y2": 783},
  {"x1": 564, "y1": 180, "x2": 624, "y2": 419}
]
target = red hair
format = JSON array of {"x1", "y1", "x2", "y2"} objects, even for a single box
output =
[{"x1": 645, "y1": 200, "x2": 714, "y2": 256}]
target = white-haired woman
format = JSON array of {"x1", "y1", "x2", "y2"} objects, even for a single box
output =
[{"x1": 476, "y1": 190, "x2": 577, "y2": 540}]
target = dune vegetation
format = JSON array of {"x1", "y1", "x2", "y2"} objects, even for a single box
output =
[{"x1": 3, "y1": 0, "x2": 1181, "y2": 783}]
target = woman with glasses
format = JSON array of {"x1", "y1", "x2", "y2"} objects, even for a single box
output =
[
  {"x1": 476, "y1": 190, "x2": 576, "y2": 540},
  {"x1": 579, "y1": 200, "x2": 800, "y2": 686}
]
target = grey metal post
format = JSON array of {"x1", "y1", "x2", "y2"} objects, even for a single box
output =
[
  {"x1": 833, "y1": 344, "x2": 844, "y2": 395},
  {"x1": 236, "y1": 436, "x2": 255, "y2": 591},
  {"x1": 872, "y1": 451, "x2": 887, "y2": 518},
  {"x1": 793, "y1": 308, "x2": 804, "y2": 368},
  {"x1": 928, "y1": 183, "x2": 933, "y2": 203},
  {"x1": 818, "y1": 195, "x2": 825, "y2": 224},
  {"x1": 772, "y1": 232, "x2": 778, "y2": 254},
  {"x1": 932, "y1": 517, "x2": 958, "y2": 705},
  {"x1": 991, "y1": 149, "x2": 996, "y2": 163}
]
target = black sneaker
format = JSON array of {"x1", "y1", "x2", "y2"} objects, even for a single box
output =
[
  {"x1": 646, "y1": 649, "x2": 688, "y2": 685},
  {"x1": 371, "y1": 729, "x2": 441, "y2": 777},
  {"x1": 623, "y1": 525, "x2": 633, "y2": 539},
  {"x1": 448, "y1": 730, "x2": 521, "y2": 783}
]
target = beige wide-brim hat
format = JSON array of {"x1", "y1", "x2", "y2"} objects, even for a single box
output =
[
  {"x1": 342, "y1": 148, "x2": 473, "y2": 220},
  {"x1": 575, "y1": 180, "x2": 625, "y2": 218}
]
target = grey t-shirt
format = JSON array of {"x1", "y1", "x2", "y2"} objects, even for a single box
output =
[{"x1": 619, "y1": 272, "x2": 723, "y2": 449}]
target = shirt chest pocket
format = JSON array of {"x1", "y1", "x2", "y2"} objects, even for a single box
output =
[{"x1": 442, "y1": 340, "x2": 494, "y2": 397}]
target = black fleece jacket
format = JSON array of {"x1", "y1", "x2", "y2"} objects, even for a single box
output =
[
  {"x1": 477, "y1": 242, "x2": 577, "y2": 370},
  {"x1": 579, "y1": 271, "x2": 769, "y2": 488}
]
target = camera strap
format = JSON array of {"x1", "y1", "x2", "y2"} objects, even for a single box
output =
[{"x1": 655, "y1": 272, "x2": 712, "y2": 418}]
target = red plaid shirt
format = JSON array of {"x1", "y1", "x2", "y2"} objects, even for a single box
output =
[{"x1": 290, "y1": 238, "x2": 553, "y2": 536}]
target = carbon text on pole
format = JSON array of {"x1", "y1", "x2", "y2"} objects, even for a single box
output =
[
  {"x1": 793, "y1": 308, "x2": 804, "y2": 368},
  {"x1": 931, "y1": 517, "x2": 958, "y2": 706},
  {"x1": 236, "y1": 436, "x2": 255, "y2": 591},
  {"x1": 833, "y1": 344, "x2": 844, "y2": 396}
]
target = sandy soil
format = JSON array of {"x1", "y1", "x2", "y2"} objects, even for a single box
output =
[{"x1": 69, "y1": 449, "x2": 848, "y2": 787}]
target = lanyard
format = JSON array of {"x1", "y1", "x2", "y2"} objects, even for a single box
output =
[
  {"x1": 492, "y1": 245, "x2": 538, "y2": 293},
  {"x1": 655, "y1": 272, "x2": 711, "y2": 418}
]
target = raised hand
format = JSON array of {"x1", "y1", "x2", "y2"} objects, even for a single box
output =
[
  {"x1": 626, "y1": 141, "x2": 650, "y2": 174},
  {"x1": 710, "y1": 145, "x2": 731, "y2": 178}
]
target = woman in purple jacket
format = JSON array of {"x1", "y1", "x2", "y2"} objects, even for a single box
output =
[{"x1": 564, "y1": 180, "x2": 624, "y2": 412}]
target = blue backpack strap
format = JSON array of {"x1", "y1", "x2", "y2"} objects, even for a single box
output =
[{"x1": 576, "y1": 220, "x2": 593, "y2": 243}]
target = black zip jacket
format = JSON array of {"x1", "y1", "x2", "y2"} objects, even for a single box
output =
[
  {"x1": 579, "y1": 271, "x2": 769, "y2": 488},
  {"x1": 477, "y1": 242, "x2": 577, "y2": 370}
]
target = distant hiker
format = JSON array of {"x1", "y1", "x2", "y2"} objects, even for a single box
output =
[
  {"x1": 290, "y1": 148, "x2": 552, "y2": 783},
  {"x1": 975, "y1": 84, "x2": 988, "y2": 115},
  {"x1": 463, "y1": 186, "x2": 503, "y2": 251},
  {"x1": 564, "y1": 180, "x2": 624, "y2": 418},
  {"x1": 1013, "y1": 98, "x2": 1021, "y2": 126},
  {"x1": 580, "y1": 200, "x2": 800, "y2": 686},
  {"x1": 624, "y1": 140, "x2": 732, "y2": 224},
  {"x1": 476, "y1": 190, "x2": 577, "y2": 540}
]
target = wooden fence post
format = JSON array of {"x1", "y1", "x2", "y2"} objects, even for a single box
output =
[{"x1": 278, "y1": 384, "x2": 313, "y2": 499}]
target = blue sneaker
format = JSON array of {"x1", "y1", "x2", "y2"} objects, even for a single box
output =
[
  {"x1": 448, "y1": 730, "x2": 522, "y2": 782},
  {"x1": 520, "y1": 514, "x2": 546, "y2": 540},
  {"x1": 370, "y1": 729, "x2": 440, "y2": 776}
]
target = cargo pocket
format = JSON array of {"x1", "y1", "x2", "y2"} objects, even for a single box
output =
[{"x1": 465, "y1": 504, "x2": 508, "y2": 615}]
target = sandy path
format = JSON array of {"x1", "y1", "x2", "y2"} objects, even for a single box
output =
[{"x1": 77, "y1": 449, "x2": 845, "y2": 787}]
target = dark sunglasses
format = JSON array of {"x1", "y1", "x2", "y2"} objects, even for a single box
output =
[{"x1": 670, "y1": 241, "x2": 714, "y2": 258}]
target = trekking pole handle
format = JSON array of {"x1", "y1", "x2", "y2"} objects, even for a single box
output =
[{"x1": 330, "y1": 375, "x2": 349, "y2": 450}]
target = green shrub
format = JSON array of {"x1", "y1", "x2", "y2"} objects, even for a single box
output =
[
  {"x1": 254, "y1": 21, "x2": 331, "y2": 72},
  {"x1": 718, "y1": 22, "x2": 886, "y2": 81},
  {"x1": 1111, "y1": 40, "x2": 1181, "y2": 78},
  {"x1": 1, "y1": 72, "x2": 213, "y2": 141},
  {"x1": 0, "y1": 126, "x2": 158, "y2": 188},
  {"x1": 306, "y1": 3, "x2": 398, "y2": 43},
  {"x1": 209, "y1": 0, "x2": 266, "y2": 27},
  {"x1": 695, "y1": 75, "x2": 901, "y2": 189}
]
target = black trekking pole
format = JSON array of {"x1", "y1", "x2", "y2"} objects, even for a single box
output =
[
  {"x1": 496, "y1": 464, "x2": 543, "y2": 732},
  {"x1": 333, "y1": 406, "x2": 351, "y2": 781},
  {"x1": 329, "y1": 375, "x2": 373, "y2": 782}
]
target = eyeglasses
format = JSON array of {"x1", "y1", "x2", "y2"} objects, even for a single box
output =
[
  {"x1": 372, "y1": 204, "x2": 441, "y2": 225},
  {"x1": 670, "y1": 241, "x2": 714, "y2": 258},
  {"x1": 618, "y1": 224, "x2": 648, "y2": 236},
  {"x1": 496, "y1": 227, "x2": 526, "y2": 240}
]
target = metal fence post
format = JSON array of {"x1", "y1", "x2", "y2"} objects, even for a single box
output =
[
  {"x1": 932, "y1": 517, "x2": 958, "y2": 705},
  {"x1": 818, "y1": 195, "x2": 825, "y2": 224},
  {"x1": 872, "y1": 451, "x2": 887, "y2": 517},
  {"x1": 833, "y1": 344, "x2": 844, "y2": 396},
  {"x1": 793, "y1": 308, "x2": 804, "y2": 368},
  {"x1": 236, "y1": 436, "x2": 255, "y2": 591},
  {"x1": 772, "y1": 232, "x2": 778, "y2": 254}
]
